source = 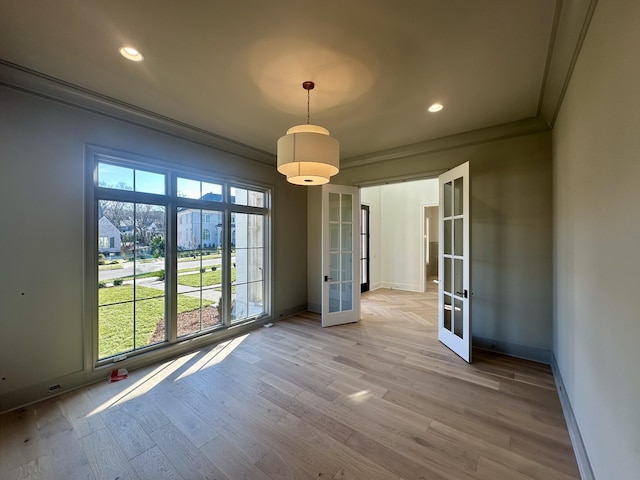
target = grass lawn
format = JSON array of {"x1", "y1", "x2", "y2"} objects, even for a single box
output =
[
  {"x1": 98, "y1": 285, "x2": 212, "y2": 359},
  {"x1": 111, "y1": 265, "x2": 233, "y2": 283},
  {"x1": 98, "y1": 263, "x2": 123, "y2": 271},
  {"x1": 177, "y1": 268, "x2": 235, "y2": 288},
  {"x1": 177, "y1": 252, "x2": 222, "y2": 262}
]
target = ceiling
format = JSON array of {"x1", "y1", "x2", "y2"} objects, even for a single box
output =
[{"x1": 0, "y1": 0, "x2": 594, "y2": 164}]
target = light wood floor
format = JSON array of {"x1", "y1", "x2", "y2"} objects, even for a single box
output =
[{"x1": 0, "y1": 288, "x2": 580, "y2": 479}]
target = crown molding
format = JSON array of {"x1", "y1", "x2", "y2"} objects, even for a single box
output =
[
  {"x1": 0, "y1": 59, "x2": 276, "y2": 166},
  {"x1": 339, "y1": 0, "x2": 599, "y2": 170},
  {"x1": 1, "y1": 0, "x2": 596, "y2": 169},
  {"x1": 341, "y1": 117, "x2": 550, "y2": 170},
  {"x1": 538, "y1": 0, "x2": 599, "y2": 126}
]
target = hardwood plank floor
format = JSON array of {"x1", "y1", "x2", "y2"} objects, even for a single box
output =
[{"x1": 0, "y1": 288, "x2": 580, "y2": 479}]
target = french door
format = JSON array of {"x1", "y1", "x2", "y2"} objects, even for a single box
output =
[
  {"x1": 321, "y1": 185, "x2": 360, "y2": 327},
  {"x1": 438, "y1": 162, "x2": 471, "y2": 362}
]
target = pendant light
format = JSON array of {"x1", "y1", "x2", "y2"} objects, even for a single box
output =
[{"x1": 277, "y1": 81, "x2": 339, "y2": 185}]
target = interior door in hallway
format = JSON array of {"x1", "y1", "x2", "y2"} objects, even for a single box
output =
[
  {"x1": 360, "y1": 204, "x2": 370, "y2": 293},
  {"x1": 438, "y1": 161, "x2": 471, "y2": 362}
]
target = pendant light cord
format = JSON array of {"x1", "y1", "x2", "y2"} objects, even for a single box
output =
[{"x1": 302, "y1": 81, "x2": 315, "y2": 125}]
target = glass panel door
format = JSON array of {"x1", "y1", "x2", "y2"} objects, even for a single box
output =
[
  {"x1": 322, "y1": 185, "x2": 360, "y2": 327},
  {"x1": 438, "y1": 162, "x2": 471, "y2": 362}
]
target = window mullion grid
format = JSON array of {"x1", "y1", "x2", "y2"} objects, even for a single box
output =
[
  {"x1": 132, "y1": 203, "x2": 138, "y2": 350},
  {"x1": 167, "y1": 189, "x2": 177, "y2": 343},
  {"x1": 231, "y1": 204, "x2": 268, "y2": 216},
  {"x1": 199, "y1": 208, "x2": 204, "y2": 332},
  {"x1": 222, "y1": 207, "x2": 231, "y2": 326},
  {"x1": 94, "y1": 152, "x2": 271, "y2": 365}
]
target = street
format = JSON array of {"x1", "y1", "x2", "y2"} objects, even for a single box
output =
[{"x1": 99, "y1": 257, "x2": 223, "y2": 281}]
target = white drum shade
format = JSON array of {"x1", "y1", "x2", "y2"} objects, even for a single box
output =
[{"x1": 277, "y1": 124, "x2": 339, "y2": 185}]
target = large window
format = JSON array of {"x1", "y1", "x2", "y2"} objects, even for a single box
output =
[{"x1": 91, "y1": 149, "x2": 270, "y2": 362}]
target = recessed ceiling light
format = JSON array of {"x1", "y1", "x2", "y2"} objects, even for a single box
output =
[
  {"x1": 428, "y1": 103, "x2": 444, "y2": 113},
  {"x1": 119, "y1": 46, "x2": 144, "y2": 62}
]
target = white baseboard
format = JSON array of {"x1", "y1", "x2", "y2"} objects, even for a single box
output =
[
  {"x1": 380, "y1": 282, "x2": 423, "y2": 292},
  {"x1": 550, "y1": 353, "x2": 595, "y2": 480}
]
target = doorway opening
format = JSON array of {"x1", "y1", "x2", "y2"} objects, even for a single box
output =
[
  {"x1": 360, "y1": 179, "x2": 439, "y2": 294},
  {"x1": 424, "y1": 205, "x2": 439, "y2": 291}
]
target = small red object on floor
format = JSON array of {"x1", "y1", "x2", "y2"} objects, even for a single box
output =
[{"x1": 109, "y1": 368, "x2": 128, "y2": 382}]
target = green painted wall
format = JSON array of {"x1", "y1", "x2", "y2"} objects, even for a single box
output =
[
  {"x1": 0, "y1": 86, "x2": 308, "y2": 412},
  {"x1": 553, "y1": 0, "x2": 640, "y2": 477}
]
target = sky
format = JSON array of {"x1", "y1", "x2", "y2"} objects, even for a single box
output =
[{"x1": 98, "y1": 162, "x2": 224, "y2": 198}]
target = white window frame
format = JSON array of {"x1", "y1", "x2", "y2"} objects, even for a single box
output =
[{"x1": 86, "y1": 146, "x2": 272, "y2": 367}]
